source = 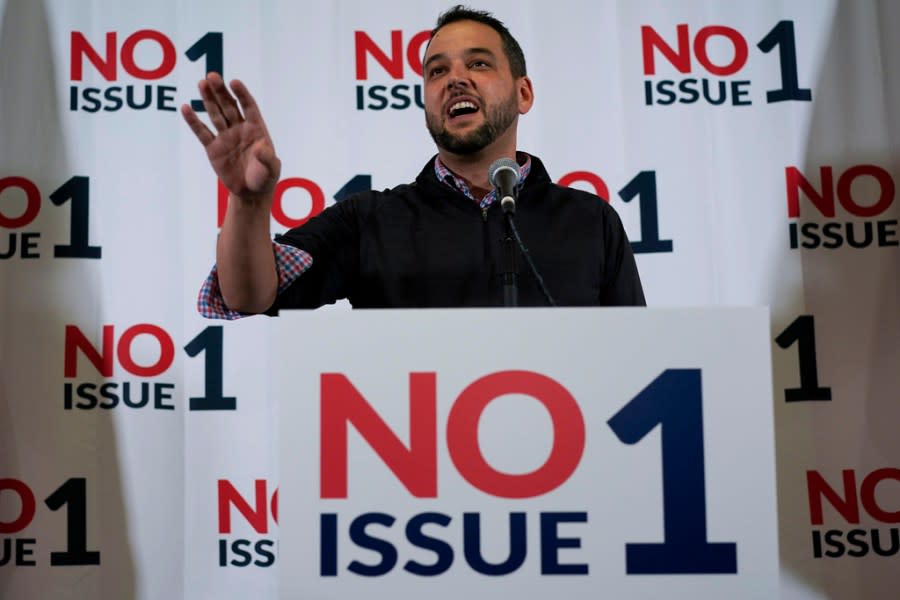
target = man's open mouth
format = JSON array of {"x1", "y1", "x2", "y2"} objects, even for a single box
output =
[{"x1": 447, "y1": 100, "x2": 479, "y2": 119}]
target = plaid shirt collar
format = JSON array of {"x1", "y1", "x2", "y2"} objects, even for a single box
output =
[{"x1": 434, "y1": 152, "x2": 532, "y2": 209}]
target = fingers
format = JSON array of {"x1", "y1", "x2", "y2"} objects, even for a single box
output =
[
  {"x1": 208, "y1": 73, "x2": 243, "y2": 128},
  {"x1": 182, "y1": 73, "x2": 270, "y2": 148},
  {"x1": 180, "y1": 103, "x2": 215, "y2": 146},
  {"x1": 194, "y1": 72, "x2": 242, "y2": 133},
  {"x1": 229, "y1": 79, "x2": 266, "y2": 129},
  {"x1": 196, "y1": 76, "x2": 228, "y2": 133}
]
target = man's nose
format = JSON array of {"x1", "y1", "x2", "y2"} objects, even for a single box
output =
[{"x1": 446, "y1": 63, "x2": 471, "y2": 90}]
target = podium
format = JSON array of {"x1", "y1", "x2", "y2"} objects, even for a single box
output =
[{"x1": 274, "y1": 307, "x2": 778, "y2": 599}]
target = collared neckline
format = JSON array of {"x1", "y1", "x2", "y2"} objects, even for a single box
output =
[{"x1": 434, "y1": 152, "x2": 532, "y2": 209}]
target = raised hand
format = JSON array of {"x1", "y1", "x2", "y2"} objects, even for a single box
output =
[{"x1": 181, "y1": 72, "x2": 281, "y2": 203}]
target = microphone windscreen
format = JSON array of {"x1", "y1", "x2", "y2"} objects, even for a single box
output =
[{"x1": 488, "y1": 158, "x2": 519, "y2": 187}]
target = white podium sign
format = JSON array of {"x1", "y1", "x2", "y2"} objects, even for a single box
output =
[{"x1": 275, "y1": 308, "x2": 778, "y2": 599}]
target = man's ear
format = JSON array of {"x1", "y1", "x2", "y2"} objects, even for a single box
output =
[{"x1": 517, "y1": 76, "x2": 534, "y2": 114}]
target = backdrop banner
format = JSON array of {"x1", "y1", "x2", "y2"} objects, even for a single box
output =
[{"x1": 1, "y1": 1, "x2": 897, "y2": 599}]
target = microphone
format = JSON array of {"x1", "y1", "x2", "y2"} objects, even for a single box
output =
[{"x1": 488, "y1": 158, "x2": 519, "y2": 214}]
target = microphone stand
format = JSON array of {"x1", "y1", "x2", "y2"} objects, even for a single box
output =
[
  {"x1": 502, "y1": 202, "x2": 557, "y2": 308},
  {"x1": 502, "y1": 210, "x2": 518, "y2": 307},
  {"x1": 489, "y1": 157, "x2": 556, "y2": 307}
]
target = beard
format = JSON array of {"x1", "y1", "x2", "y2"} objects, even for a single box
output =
[{"x1": 426, "y1": 91, "x2": 518, "y2": 155}]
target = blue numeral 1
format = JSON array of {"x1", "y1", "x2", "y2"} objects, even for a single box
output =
[
  {"x1": 607, "y1": 369, "x2": 737, "y2": 574},
  {"x1": 186, "y1": 32, "x2": 224, "y2": 112},
  {"x1": 185, "y1": 326, "x2": 236, "y2": 411}
]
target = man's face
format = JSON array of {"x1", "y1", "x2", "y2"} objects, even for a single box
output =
[{"x1": 422, "y1": 20, "x2": 530, "y2": 155}]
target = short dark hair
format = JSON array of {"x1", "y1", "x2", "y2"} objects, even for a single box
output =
[{"x1": 431, "y1": 5, "x2": 527, "y2": 78}]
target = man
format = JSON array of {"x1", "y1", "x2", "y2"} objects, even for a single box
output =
[{"x1": 182, "y1": 6, "x2": 645, "y2": 318}]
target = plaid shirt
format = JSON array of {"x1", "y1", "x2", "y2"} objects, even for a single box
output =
[
  {"x1": 197, "y1": 153, "x2": 532, "y2": 319},
  {"x1": 434, "y1": 152, "x2": 532, "y2": 208},
  {"x1": 196, "y1": 244, "x2": 312, "y2": 320}
]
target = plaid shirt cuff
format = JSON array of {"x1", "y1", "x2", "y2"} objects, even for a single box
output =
[{"x1": 196, "y1": 242, "x2": 313, "y2": 320}]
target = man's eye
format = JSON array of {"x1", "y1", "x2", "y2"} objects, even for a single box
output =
[{"x1": 429, "y1": 66, "x2": 446, "y2": 77}]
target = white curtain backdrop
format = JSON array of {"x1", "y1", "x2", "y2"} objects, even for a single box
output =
[{"x1": 1, "y1": 1, "x2": 897, "y2": 598}]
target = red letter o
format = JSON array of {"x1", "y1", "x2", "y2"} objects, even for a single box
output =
[
  {"x1": 861, "y1": 468, "x2": 900, "y2": 523},
  {"x1": 121, "y1": 30, "x2": 177, "y2": 79},
  {"x1": 447, "y1": 370, "x2": 585, "y2": 498},
  {"x1": 837, "y1": 165, "x2": 895, "y2": 218},
  {"x1": 0, "y1": 479, "x2": 37, "y2": 534},
  {"x1": 406, "y1": 30, "x2": 431, "y2": 77},
  {"x1": 272, "y1": 178, "x2": 326, "y2": 228},
  {"x1": 558, "y1": 171, "x2": 610, "y2": 202},
  {"x1": 117, "y1": 324, "x2": 175, "y2": 377},
  {"x1": 0, "y1": 177, "x2": 41, "y2": 228},
  {"x1": 694, "y1": 26, "x2": 748, "y2": 76}
]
